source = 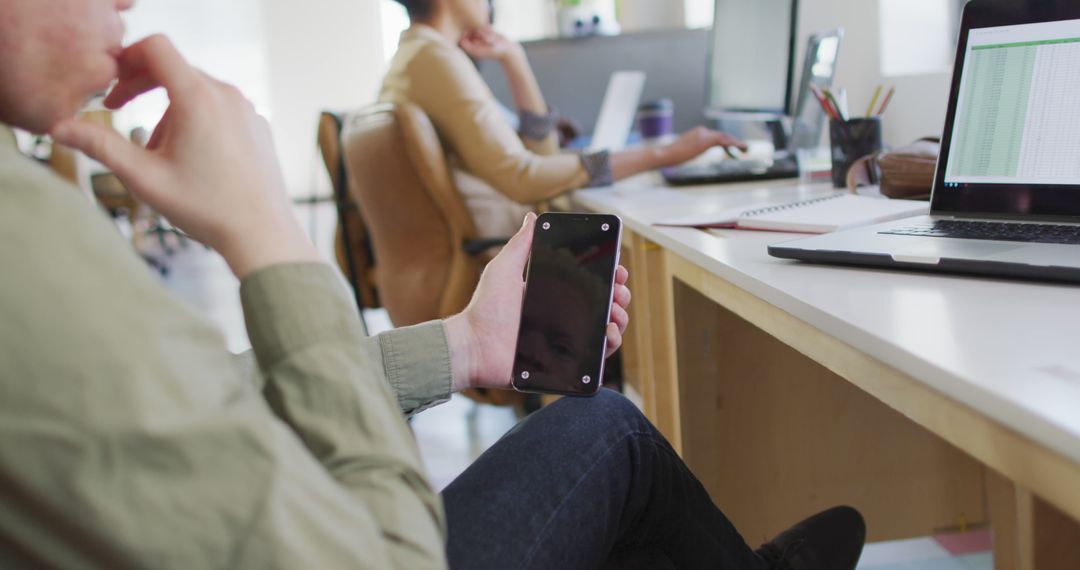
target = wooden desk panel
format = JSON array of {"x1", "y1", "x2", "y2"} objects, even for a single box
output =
[
  {"x1": 616, "y1": 224, "x2": 1080, "y2": 569},
  {"x1": 573, "y1": 179, "x2": 1080, "y2": 568},
  {"x1": 672, "y1": 277, "x2": 985, "y2": 543}
]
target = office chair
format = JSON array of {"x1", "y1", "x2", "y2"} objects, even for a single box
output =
[
  {"x1": 334, "y1": 103, "x2": 521, "y2": 408},
  {"x1": 318, "y1": 111, "x2": 380, "y2": 328}
]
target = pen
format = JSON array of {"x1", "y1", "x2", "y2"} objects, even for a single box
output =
[
  {"x1": 823, "y1": 88, "x2": 847, "y2": 121},
  {"x1": 865, "y1": 85, "x2": 883, "y2": 118},
  {"x1": 809, "y1": 85, "x2": 840, "y2": 120},
  {"x1": 876, "y1": 86, "x2": 896, "y2": 116}
]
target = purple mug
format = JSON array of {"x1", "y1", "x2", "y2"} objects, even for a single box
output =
[{"x1": 637, "y1": 99, "x2": 675, "y2": 142}]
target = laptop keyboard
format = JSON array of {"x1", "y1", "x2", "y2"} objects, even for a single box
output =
[{"x1": 881, "y1": 219, "x2": 1080, "y2": 245}]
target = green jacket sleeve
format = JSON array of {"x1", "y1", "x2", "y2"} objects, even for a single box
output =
[
  {"x1": 0, "y1": 131, "x2": 449, "y2": 569},
  {"x1": 240, "y1": 263, "x2": 449, "y2": 568},
  {"x1": 233, "y1": 322, "x2": 452, "y2": 417}
]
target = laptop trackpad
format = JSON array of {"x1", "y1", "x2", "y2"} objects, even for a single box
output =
[{"x1": 891, "y1": 240, "x2": 1024, "y2": 264}]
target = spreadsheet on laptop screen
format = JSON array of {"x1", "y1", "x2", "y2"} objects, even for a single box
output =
[{"x1": 945, "y1": 18, "x2": 1080, "y2": 186}]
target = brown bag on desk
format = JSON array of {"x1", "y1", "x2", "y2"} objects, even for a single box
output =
[{"x1": 847, "y1": 137, "x2": 940, "y2": 200}]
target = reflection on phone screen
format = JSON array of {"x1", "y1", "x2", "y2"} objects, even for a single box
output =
[{"x1": 513, "y1": 216, "x2": 620, "y2": 396}]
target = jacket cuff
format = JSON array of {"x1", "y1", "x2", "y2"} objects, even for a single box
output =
[
  {"x1": 518, "y1": 108, "x2": 559, "y2": 141},
  {"x1": 581, "y1": 150, "x2": 614, "y2": 187},
  {"x1": 378, "y1": 322, "x2": 453, "y2": 416}
]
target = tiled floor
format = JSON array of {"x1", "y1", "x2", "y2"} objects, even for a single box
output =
[
  {"x1": 151, "y1": 203, "x2": 993, "y2": 569},
  {"x1": 858, "y1": 534, "x2": 992, "y2": 569}
]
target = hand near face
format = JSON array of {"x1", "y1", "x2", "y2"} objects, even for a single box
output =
[
  {"x1": 459, "y1": 27, "x2": 522, "y2": 63},
  {"x1": 50, "y1": 35, "x2": 318, "y2": 278},
  {"x1": 445, "y1": 213, "x2": 632, "y2": 392}
]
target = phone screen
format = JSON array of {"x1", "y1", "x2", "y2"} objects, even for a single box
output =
[{"x1": 511, "y1": 213, "x2": 622, "y2": 396}]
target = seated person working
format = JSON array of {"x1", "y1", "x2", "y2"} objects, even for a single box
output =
[
  {"x1": 380, "y1": 0, "x2": 744, "y2": 238},
  {"x1": 0, "y1": 0, "x2": 865, "y2": 568}
]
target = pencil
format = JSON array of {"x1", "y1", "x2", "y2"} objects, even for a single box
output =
[
  {"x1": 810, "y1": 85, "x2": 839, "y2": 120},
  {"x1": 876, "y1": 86, "x2": 896, "y2": 116},
  {"x1": 865, "y1": 85, "x2": 883, "y2": 118},
  {"x1": 823, "y1": 88, "x2": 847, "y2": 121}
]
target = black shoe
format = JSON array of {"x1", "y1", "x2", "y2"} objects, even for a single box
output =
[{"x1": 755, "y1": 506, "x2": 866, "y2": 570}]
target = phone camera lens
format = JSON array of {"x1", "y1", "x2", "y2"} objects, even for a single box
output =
[
  {"x1": 542, "y1": 222, "x2": 551, "y2": 230},
  {"x1": 582, "y1": 375, "x2": 592, "y2": 384},
  {"x1": 520, "y1": 371, "x2": 530, "y2": 380},
  {"x1": 601, "y1": 223, "x2": 610, "y2": 231}
]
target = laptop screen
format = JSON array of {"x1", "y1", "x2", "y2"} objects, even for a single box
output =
[{"x1": 933, "y1": 3, "x2": 1080, "y2": 221}]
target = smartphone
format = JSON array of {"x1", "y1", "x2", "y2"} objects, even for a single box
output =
[{"x1": 511, "y1": 212, "x2": 623, "y2": 397}]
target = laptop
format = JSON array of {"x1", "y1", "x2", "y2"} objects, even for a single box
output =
[
  {"x1": 769, "y1": 1, "x2": 1080, "y2": 284},
  {"x1": 588, "y1": 71, "x2": 646, "y2": 153},
  {"x1": 662, "y1": 29, "x2": 843, "y2": 186}
]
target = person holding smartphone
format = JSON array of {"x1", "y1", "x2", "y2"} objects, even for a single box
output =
[
  {"x1": 379, "y1": 0, "x2": 746, "y2": 239},
  {"x1": 0, "y1": 0, "x2": 864, "y2": 568}
]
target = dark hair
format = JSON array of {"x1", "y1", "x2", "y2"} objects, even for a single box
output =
[{"x1": 393, "y1": 0, "x2": 434, "y2": 20}]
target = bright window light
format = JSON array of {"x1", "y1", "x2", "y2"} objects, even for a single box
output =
[
  {"x1": 879, "y1": 0, "x2": 956, "y2": 76},
  {"x1": 381, "y1": 0, "x2": 410, "y2": 64},
  {"x1": 117, "y1": 0, "x2": 270, "y2": 135},
  {"x1": 685, "y1": 0, "x2": 715, "y2": 29}
]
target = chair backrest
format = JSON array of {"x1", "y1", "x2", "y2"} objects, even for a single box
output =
[
  {"x1": 340, "y1": 103, "x2": 482, "y2": 326},
  {"x1": 318, "y1": 111, "x2": 380, "y2": 312}
]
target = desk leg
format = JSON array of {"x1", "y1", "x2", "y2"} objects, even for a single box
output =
[
  {"x1": 617, "y1": 233, "x2": 652, "y2": 415},
  {"x1": 666, "y1": 261, "x2": 987, "y2": 544},
  {"x1": 648, "y1": 243, "x2": 682, "y2": 453},
  {"x1": 987, "y1": 469, "x2": 1080, "y2": 570},
  {"x1": 617, "y1": 232, "x2": 683, "y2": 453}
]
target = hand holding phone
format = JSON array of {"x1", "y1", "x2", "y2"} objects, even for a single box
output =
[{"x1": 511, "y1": 213, "x2": 623, "y2": 396}]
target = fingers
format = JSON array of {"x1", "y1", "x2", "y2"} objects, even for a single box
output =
[
  {"x1": 145, "y1": 108, "x2": 174, "y2": 150},
  {"x1": 605, "y1": 322, "x2": 623, "y2": 358},
  {"x1": 50, "y1": 119, "x2": 157, "y2": 193},
  {"x1": 608, "y1": 283, "x2": 631, "y2": 360},
  {"x1": 104, "y1": 35, "x2": 200, "y2": 109},
  {"x1": 615, "y1": 265, "x2": 629, "y2": 285},
  {"x1": 687, "y1": 127, "x2": 747, "y2": 153},
  {"x1": 460, "y1": 30, "x2": 488, "y2": 47},
  {"x1": 613, "y1": 283, "x2": 631, "y2": 310},
  {"x1": 716, "y1": 132, "x2": 748, "y2": 152},
  {"x1": 488, "y1": 212, "x2": 536, "y2": 278},
  {"x1": 104, "y1": 74, "x2": 161, "y2": 110},
  {"x1": 508, "y1": 212, "x2": 536, "y2": 255},
  {"x1": 610, "y1": 303, "x2": 629, "y2": 333}
]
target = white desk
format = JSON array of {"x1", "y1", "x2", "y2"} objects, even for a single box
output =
[{"x1": 569, "y1": 175, "x2": 1080, "y2": 569}]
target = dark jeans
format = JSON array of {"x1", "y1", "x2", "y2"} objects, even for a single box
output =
[{"x1": 442, "y1": 389, "x2": 768, "y2": 570}]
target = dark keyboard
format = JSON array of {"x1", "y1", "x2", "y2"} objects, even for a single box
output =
[
  {"x1": 881, "y1": 219, "x2": 1080, "y2": 245},
  {"x1": 663, "y1": 156, "x2": 798, "y2": 186}
]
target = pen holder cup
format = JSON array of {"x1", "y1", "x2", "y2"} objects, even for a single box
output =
[{"x1": 830, "y1": 118, "x2": 883, "y2": 188}]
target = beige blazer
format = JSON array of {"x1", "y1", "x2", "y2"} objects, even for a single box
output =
[{"x1": 379, "y1": 25, "x2": 590, "y2": 238}]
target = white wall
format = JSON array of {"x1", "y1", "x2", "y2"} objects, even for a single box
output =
[
  {"x1": 494, "y1": 0, "x2": 557, "y2": 41},
  {"x1": 492, "y1": 0, "x2": 954, "y2": 147},
  {"x1": 119, "y1": 0, "x2": 952, "y2": 194},
  {"x1": 118, "y1": 0, "x2": 271, "y2": 140},
  {"x1": 617, "y1": 0, "x2": 685, "y2": 32},
  {"x1": 799, "y1": 0, "x2": 953, "y2": 146},
  {"x1": 262, "y1": 0, "x2": 385, "y2": 197},
  {"x1": 118, "y1": 0, "x2": 386, "y2": 198}
]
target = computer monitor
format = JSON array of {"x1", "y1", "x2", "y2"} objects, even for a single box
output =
[
  {"x1": 787, "y1": 29, "x2": 843, "y2": 152},
  {"x1": 706, "y1": 0, "x2": 799, "y2": 119}
]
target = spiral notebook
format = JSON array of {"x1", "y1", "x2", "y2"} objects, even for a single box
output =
[{"x1": 655, "y1": 192, "x2": 929, "y2": 234}]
